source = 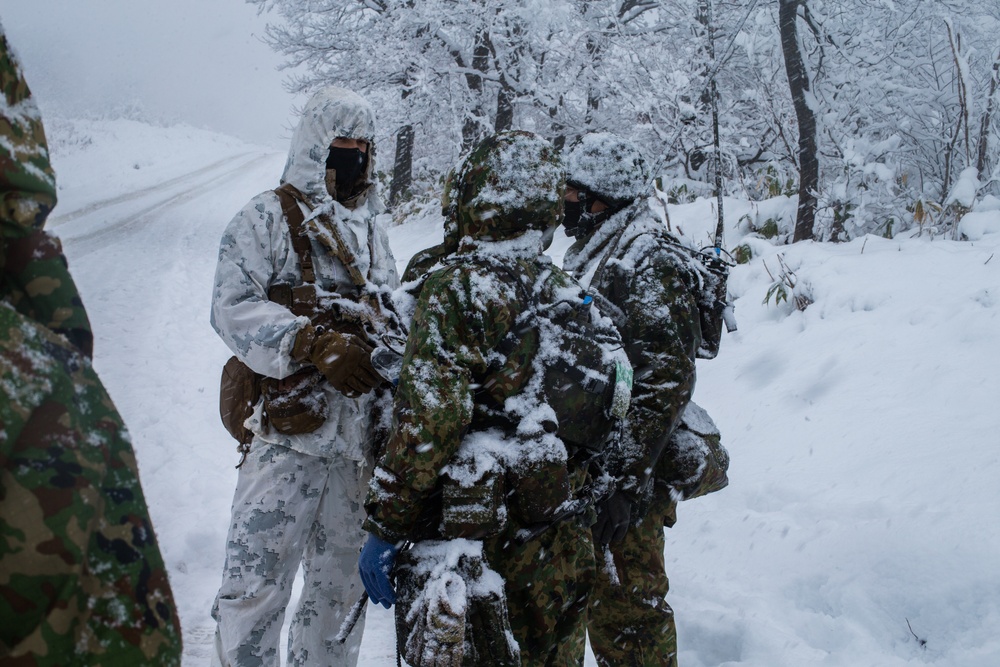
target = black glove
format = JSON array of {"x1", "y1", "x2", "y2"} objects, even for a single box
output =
[{"x1": 593, "y1": 491, "x2": 632, "y2": 545}]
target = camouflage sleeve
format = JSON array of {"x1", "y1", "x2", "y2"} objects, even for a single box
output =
[
  {"x1": 613, "y1": 244, "x2": 702, "y2": 499},
  {"x1": 0, "y1": 306, "x2": 182, "y2": 665},
  {"x1": 210, "y1": 192, "x2": 311, "y2": 379},
  {"x1": 0, "y1": 27, "x2": 93, "y2": 356},
  {"x1": 400, "y1": 242, "x2": 450, "y2": 284},
  {"x1": 364, "y1": 263, "x2": 516, "y2": 541}
]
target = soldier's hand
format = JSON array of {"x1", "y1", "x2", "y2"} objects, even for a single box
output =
[
  {"x1": 308, "y1": 329, "x2": 381, "y2": 398},
  {"x1": 593, "y1": 491, "x2": 632, "y2": 545},
  {"x1": 359, "y1": 534, "x2": 399, "y2": 608}
]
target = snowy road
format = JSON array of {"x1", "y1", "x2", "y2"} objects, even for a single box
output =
[{"x1": 51, "y1": 152, "x2": 268, "y2": 257}]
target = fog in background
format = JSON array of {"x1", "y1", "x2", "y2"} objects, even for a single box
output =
[{"x1": 0, "y1": 0, "x2": 303, "y2": 147}]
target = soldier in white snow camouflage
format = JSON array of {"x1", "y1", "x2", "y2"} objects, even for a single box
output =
[
  {"x1": 209, "y1": 86, "x2": 399, "y2": 667},
  {"x1": 562, "y1": 133, "x2": 729, "y2": 667}
]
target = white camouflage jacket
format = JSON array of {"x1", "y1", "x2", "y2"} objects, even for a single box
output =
[{"x1": 211, "y1": 87, "x2": 399, "y2": 460}]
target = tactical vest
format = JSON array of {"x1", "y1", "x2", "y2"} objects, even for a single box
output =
[{"x1": 219, "y1": 185, "x2": 402, "y2": 457}]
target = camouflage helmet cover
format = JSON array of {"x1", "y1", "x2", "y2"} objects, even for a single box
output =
[
  {"x1": 565, "y1": 132, "x2": 648, "y2": 208},
  {"x1": 448, "y1": 130, "x2": 565, "y2": 244}
]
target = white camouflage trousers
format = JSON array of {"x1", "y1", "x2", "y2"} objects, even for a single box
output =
[{"x1": 211, "y1": 441, "x2": 370, "y2": 667}]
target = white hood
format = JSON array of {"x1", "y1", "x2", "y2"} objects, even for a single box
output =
[{"x1": 280, "y1": 86, "x2": 377, "y2": 206}]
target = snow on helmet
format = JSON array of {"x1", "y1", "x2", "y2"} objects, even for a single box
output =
[
  {"x1": 450, "y1": 130, "x2": 565, "y2": 244},
  {"x1": 565, "y1": 132, "x2": 648, "y2": 208}
]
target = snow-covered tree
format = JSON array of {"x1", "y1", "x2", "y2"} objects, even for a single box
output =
[{"x1": 250, "y1": 0, "x2": 999, "y2": 241}]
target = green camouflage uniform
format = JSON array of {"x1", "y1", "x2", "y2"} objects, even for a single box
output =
[
  {"x1": 366, "y1": 131, "x2": 628, "y2": 666},
  {"x1": 0, "y1": 31, "x2": 92, "y2": 357},
  {"x1": 566, "y1": 201, "x2": 704, "y2": 667},
  {"x1": 0, "y1": 24, "x2": 182, "y2": 665}
]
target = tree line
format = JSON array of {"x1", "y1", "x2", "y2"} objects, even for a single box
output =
[{"x1": 250, "y1": 0, "x2": 1000, "y2": 242}]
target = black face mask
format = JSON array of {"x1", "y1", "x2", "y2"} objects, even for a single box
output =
[
  {"x1": 563, "y1": 189, "x2": 611, "y2": 239},
  {"x1": 564, "y1": 199, "x2": 585, "y2": 238},
  {"x1": 326, "y1": 146, "x2": 367, "y2": 190}
]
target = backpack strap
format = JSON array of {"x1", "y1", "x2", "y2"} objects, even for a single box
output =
[
  {"x1": 274, "y1": 184, "x2": 316, "y2": 284},
  {"x1": 275, "y1": 183, "x2": 375, "y2": 292}
]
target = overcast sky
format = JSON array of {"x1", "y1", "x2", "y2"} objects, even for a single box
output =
[{"x1": 0, "y1": 0, "x2": 304, "y2": 147}]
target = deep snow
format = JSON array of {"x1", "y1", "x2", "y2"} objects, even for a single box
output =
[{"x1": 44, "y1": 119, "x2": 1000, "y2": 667}]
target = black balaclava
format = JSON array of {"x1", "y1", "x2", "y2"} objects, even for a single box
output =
[
  {"x1": 326, "y1": 146, "x2": 367, "y2": 199},
  {"x1": 563, "y1": 185, "x2": 614, "y2": 239}
]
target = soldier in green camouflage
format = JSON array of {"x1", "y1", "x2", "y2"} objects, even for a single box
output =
[
  {"x1": 562, "y1": 133, "x2": 729, "y2": 667},
  {"x1": 0, "y1": 22, "x2": 182, "y2": 665},
  {"x1": 362, "y1": 131, "x2": 633, "y2": 666}
]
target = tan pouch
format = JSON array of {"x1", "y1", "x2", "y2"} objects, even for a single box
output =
[
  {"x1": 220, "y1": 355, "x2": 261, "y2": 445},
  {"x1": 261, "y1": 367, "x2": 328, "y2": 435}
]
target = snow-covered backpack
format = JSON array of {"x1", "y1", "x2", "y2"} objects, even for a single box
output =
[
  {"x1": 594, "y1": 221, "x2": 731, "y2": 360},
  {"x1": 475, "y1": 258, "x2": 632, "y2": 455}
]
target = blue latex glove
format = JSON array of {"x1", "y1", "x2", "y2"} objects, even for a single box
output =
[{"x1": 358, "y1": 534, "x2": 399, "y2": 608}]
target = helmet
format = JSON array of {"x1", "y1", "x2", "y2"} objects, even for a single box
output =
[
  {"x1": 448, "y1": 131, "x2": 565, "y2": 245},
  {"x1": 565, "y1": 132, "x2": 648, "y2": 209}
]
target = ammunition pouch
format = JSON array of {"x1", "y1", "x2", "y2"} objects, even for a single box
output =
[
  {"x1": 441, "y1": 467, "x2": 507, "y2": 540},
  {"x1": 260, "y1": 366, "x2": 328, "y2": 435},
  {"x1": 506, "y1": 456, "x2": 571, "y2": 526},
  {"x1": 394, "y1": 541, "x2": 520, "y2": 667},
  {"x1": 219, "y1": 355, "x2": 261, "y2": 445}
]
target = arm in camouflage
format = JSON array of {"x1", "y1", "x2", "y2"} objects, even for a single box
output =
[
  {"x1": 0, "y1": 307, "x2": 182, "y2": 666},
  {"x1": 609, "y1": 241, "x2": 702, "y2": 500},
  {"x1": 364, "y1": 263, "x2": 519, "y2": 542},
  {"x1": 0, "y1": 28, "x2": 92, "y2": 356},
  {"x1": 400, "y1": 242, "x2": 451, "y2": 284}
]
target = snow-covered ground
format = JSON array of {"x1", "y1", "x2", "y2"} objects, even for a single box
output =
[{"x1": 47, "y1": 119, "x2": 1000, "y2": 667}]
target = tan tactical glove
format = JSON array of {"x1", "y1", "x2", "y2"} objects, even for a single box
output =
[{"x1": 293, "y1": 324, "x2": 381, "y2": 398}]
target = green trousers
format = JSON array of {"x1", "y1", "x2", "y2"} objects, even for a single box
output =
[
  {"x1": 486, "y1": 515, "x2": 596, "y2": 667},
  {"x1": 588, "y1": 492, "x2": 678, "y2": 667}
]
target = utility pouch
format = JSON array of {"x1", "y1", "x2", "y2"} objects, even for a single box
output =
[
  {"x1": 220, "y1": 355, "x2": 261, "y2": 445},
  {"x1": 441, "y1": 468, "x2": 507, "y2": 540},
  {"x1": 395, "y1": 542, "x2": 519, "y2": 667},
  {"x1": 655, "y1": 401, "x2": 729, "y2": 500},
  {"x1": 507, "y1": 457, "x2": 570, "y2": 525},
  {"x1": 260, "y1": 367, "x2": 328, "y2": 435}
]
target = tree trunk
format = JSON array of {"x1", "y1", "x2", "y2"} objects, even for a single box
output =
[
  {"x1": 698, "y1": 0, "x2": 725, "y2": 247},
  {"x1": 495, "y1": 86, "x2": 514, "y2": 132},
  {"x1": 779, "y1": 0, "x2": 819, "y2": 242},
  {"x1": 976, "y1": 52, "x2": 1000, "y2": 177},
  {"x1": 462, "y1": 30, "x2": 491, "y2": 150},
  {"x1": 550, "y1": 100, "x2": 566, "y2": 151},
  {"x1": 585, "y1": 35, "x2": 602, "y2": 127},
  {"x1": 389, "y1": 124, "x2": 414, "y2": 206}
]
